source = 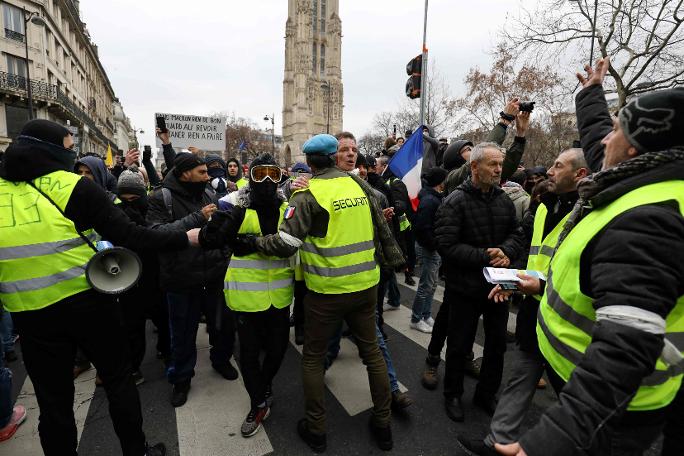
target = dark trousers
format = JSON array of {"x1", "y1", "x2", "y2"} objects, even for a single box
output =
[
  {"x1": 443, "y1": 288, "x2": 508, "y2": 399},
  {"x1": 148, "y1": 289, "x2": 170, "y2": 358},
  {"x1": 663, "y1": 383, "x2": 684, "y2": 455},
  {"x1": 302, "y1": 286, "x2": 391, "y2": 434},
  {"x1": 235, "y1": 305, "x2": 291, "y2": 409},
  {"x1": 376, "y1": 267, "x2": 399, "y2": 332},
  {"x1": 166, "y1": 288, "x2": 235, "y2": 385},
  {"x1": 13, "y1": 292, "x2": 146, "y2": 456},
  {"x1": 120, "y1": 287, "x2": 147, "y2": 371},
  {"x1": 293, "y1": 280, "x2": 307, "y2": 333},
  {"x1": 427, "y1": 296, "x2": 450, "y2": 362},
  {"x1": 403, "y1": 228, "x2": 416, "y2": 273}
]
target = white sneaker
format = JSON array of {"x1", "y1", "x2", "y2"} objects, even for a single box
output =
[
  {"x1": 424, "y1": 317, "x2": 435, "y2": 327},
  {"x1": 410, "y1": 320, "x2": 433, "y2": 333},
  {"x1": 383, "y1": 303, "x2": 399, "y2": 312}
]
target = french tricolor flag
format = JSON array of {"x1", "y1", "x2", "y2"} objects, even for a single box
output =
[{"x1": 388, "y1": 127, "x2": 424, "y2": 211}]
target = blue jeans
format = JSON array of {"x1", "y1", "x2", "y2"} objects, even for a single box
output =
[
  {"x1": 411, "y1": 243, "x2": 441, "y2": 323},
  {"x1": 166, "y1": 289, "x2": 235, "y2": 385},
  {"x1": 376, "y1": 323, "x2": 399, "y2": 393},
  {"x1": 0, "y1": 325, "x2": 12, "y2": 428},
  {"x1": 0, "y1": 310, "x2": 14, "y2": 353}
]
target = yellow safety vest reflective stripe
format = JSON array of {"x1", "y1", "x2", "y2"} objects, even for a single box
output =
[
  {"x1": 537, "y1": 180, "x2": 684, "y2": 411},
  {"x1": 224, "y1": 202, "x2": 295, "y2": 311},
  {"x1": 298, "y1": 176, "x2": 379, "y2": 294},
  {"x1": 0, "y1": 171, "x2": 94, "y2": 312}
]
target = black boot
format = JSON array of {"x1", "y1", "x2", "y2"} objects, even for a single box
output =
[
  {"x1": 171, "y1": 380, "x2": 191, "y2": 407},
  {"x1": 297, "y1": 418, "x2": 326, "y2": 453},
  {"x1": 369, "y1": 418, "x2": 393, "y2": 451},
  {"x1": 445, "y1": 396, "x2": 464, "y2": 422},
  {"x1": 145, "y1": 443, "x2": 166, "y2": 456}
]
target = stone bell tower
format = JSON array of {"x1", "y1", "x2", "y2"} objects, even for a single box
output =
[{"x1": 282, "y1": 0, "x2": 343, "y2": 164}]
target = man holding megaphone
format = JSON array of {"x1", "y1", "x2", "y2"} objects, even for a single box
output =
[{"x1": 0, "y1": 120, "x2": 200, "y2": 456}]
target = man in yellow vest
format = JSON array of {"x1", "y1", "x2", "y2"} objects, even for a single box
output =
[
  {"x1": 199, "y1": 153, "x2": 295, "y2": 438},
  {"x1": 495, "y1": 58, "x2": 684, "y2": 456},
  {"x1": 248, "y1": 134, "x2": 397, "y2": 452},
  {"x1": 457, "y1": 148, "x2": 589, "y2": 456},
  {"x1": 0, "y1": 119, "x2": 199, "y2": 456}
]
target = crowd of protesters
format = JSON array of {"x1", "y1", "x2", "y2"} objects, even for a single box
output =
[{"x1": 0, "y1": 57, "x2": 682, "y2": 456}]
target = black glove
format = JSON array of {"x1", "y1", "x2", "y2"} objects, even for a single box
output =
[
  {"x1": 142, "y1": 148, "x2": 152, "y2": 162},
  {"x1": 231, "y1": 234, "x2": 258, "y2": 257},
  {"x1": 199, "y1": 210, "x2": 236, "y2": 248}
]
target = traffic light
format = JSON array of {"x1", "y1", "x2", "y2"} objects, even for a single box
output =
[{"x1": 405, "y1": 54, "x2": 422, "y2": 99}]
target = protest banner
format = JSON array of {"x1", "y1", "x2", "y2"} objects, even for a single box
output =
[{"x1": 154, "y1": 112, "x2": 226, "y2": 151}]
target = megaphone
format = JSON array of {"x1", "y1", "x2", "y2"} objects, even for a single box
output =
[{"x1": 86, "y1": 241, "x2": 142, "y2": 294}]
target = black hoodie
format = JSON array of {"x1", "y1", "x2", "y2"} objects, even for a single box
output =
[{"x1": 147, "y1": 171, "x2": 227, "y2": 291}]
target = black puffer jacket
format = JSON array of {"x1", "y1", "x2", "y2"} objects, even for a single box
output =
[
  {"x1": 435, "y1": 178, "x2": 525, "y2": 297},
  {"x1": 413, "y1": 186, "x2": 443, "y2": 251},
  {"x1": 147, "y1": 172, "x2": 228, "y2": 292}
]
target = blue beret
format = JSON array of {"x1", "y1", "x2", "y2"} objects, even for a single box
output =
[{"x1": 302, "y1": 134, "x2": 338, "y2": 155}]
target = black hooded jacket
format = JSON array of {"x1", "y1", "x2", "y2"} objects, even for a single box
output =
[
  {"x1": 147, "y1": 171, "x2": 227, "y2": 291},
  {"x1": 75, "y1": 156, "x2": 118, "y2": 194},
  {"x1": 226, "y1": 157, "x2": 244, "y2": 183},
  {"x1": 0, "y1": 135, "x2": 188, "y2": 264}
]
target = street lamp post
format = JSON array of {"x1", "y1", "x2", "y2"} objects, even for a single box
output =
[
  {"x1": 263, "y1": 114, "x2": 275, "y2": 154},
  {"x1": 133, "y1": 128, "x2": 144, "y2": 149},
  {"x1": 22, "y1": 8, "x2": 46, "y2": 120},
  {"x1": 320, "y1": 81, "x2": 331, "y2": 134}
]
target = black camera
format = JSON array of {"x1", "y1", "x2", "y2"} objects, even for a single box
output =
[{"x1": 519, "y1": 101, "x2": 536, "y2": 113}]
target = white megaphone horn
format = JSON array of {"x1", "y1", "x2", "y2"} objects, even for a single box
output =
[{"x1": 86, "y1": 241, "x2": 142, "y2": 294}]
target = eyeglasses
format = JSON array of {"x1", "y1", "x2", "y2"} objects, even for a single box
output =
[{"x1": 250, "y1": 165, "x2": 282, "y2": 183}]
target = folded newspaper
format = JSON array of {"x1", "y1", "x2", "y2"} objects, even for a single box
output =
[{"x1": 483, "y1": 268, "x2": 546, "y2": 290}]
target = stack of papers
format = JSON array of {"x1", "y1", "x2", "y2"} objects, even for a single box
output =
[{"x1": 483, "y1": 268, "x2": 546, "y2": 290}]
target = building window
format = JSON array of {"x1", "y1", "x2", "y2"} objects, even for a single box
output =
[
  {"x1": 6, "y1": 104, "x2": 30, "y2": 139},
  {"x1": 7, "y1": 54, "x2": 28, "y2": 79},
  {"x1": 3, "y1": 3, "x2": 25, "y2": 42},
  {"x1": 312, "y1": 0, "x2": 317, "y2": 34},
  {"x1": 320, "y1": 44, "x2": 325, "y2": 76},
  {"x1": 312, "y1": 42, "x2": 317, "y2": 74},
  {"x1": 320, "y1": 0, "x2": 326, "y2": 33}
]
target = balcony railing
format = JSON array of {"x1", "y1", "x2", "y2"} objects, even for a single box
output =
[
  {"x1": 0, "y1": 71, "x2": 115, "y2": 147},
  {"x1": 4, "y1": 28, "x2": 25, "y2": 43}
]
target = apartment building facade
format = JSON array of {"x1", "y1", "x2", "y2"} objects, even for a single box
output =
[{"x1": 0, "y1": 0, "x2": 132, "y2": 155}]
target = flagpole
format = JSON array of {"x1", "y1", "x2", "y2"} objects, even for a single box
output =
[
  {"x1": 589, "y1": 0, "x2": 598, "y2": 65},
  {"x1": 419, "y1": 0, "x2": 429, "y2": 128}
]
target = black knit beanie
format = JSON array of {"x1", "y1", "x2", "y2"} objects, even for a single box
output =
[
  {"x1": 173, "y1": 153, "x2": 205, "y2": 177},
  {"x1": 618, "y1": 87, "x2": 684, "y2": 153}
]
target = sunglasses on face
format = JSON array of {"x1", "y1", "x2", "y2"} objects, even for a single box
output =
[{"x1": 250, "y1": 165, "x2": 282, "y2": 183}]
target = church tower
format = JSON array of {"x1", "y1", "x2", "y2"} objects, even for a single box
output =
[{"x1": 282, "y1": 0, "x2": 343, "y2": 164}]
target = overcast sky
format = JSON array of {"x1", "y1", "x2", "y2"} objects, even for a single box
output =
[{"x1": 80, "y1": 0, "x2": 534, "y2": 150}]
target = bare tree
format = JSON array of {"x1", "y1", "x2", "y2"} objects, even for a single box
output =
[
  {"x1": 453, "y1": 44, "x2": 579, "y2": 167},
  {"x1": 453, "y1": 43, "x2": 570, "y2": 134},
  {"x1": 358, "y1": 132, "x2": 385, "y2": 156},
  {"x1": 504, "y1": 0, "x2": 684, "y2": 107},
  {"x1": 224, "y1": 113, "x2": 272, "y2": 163}
]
